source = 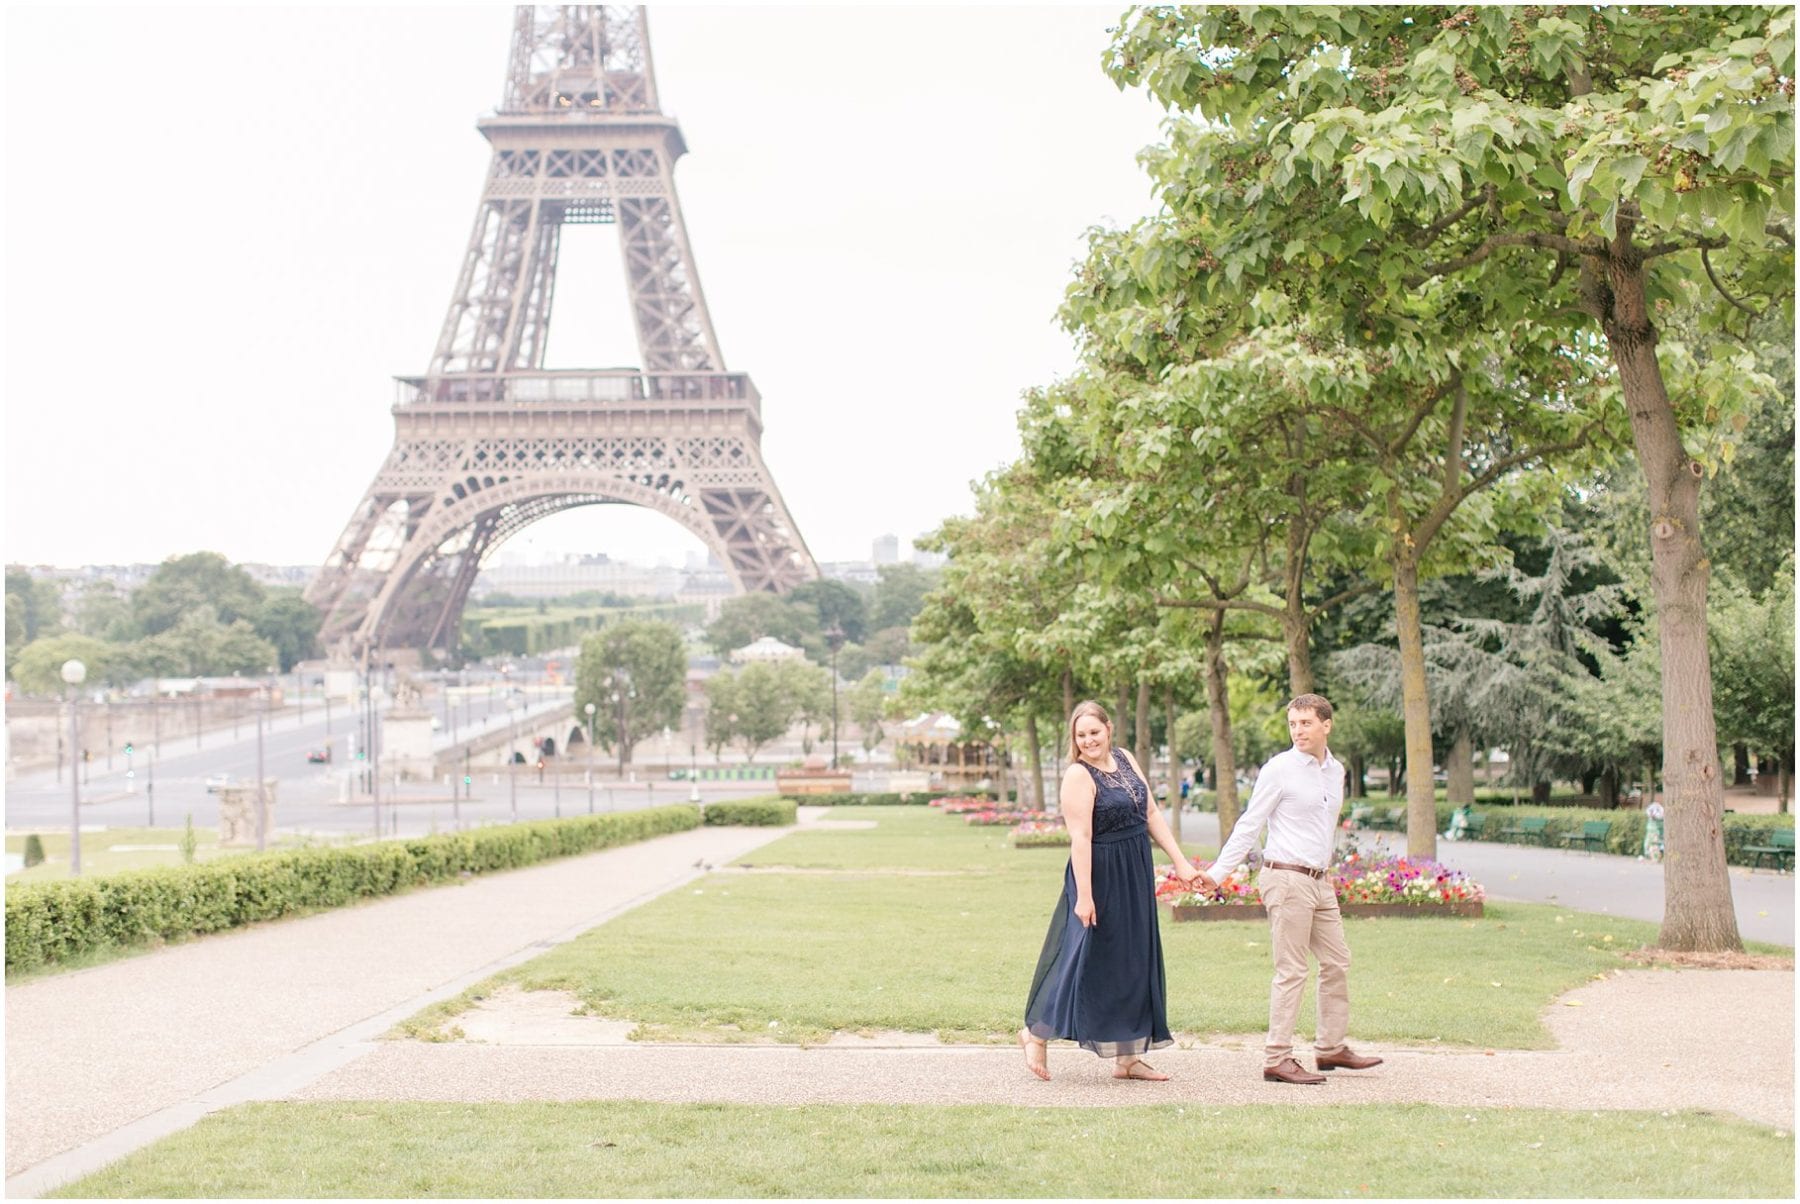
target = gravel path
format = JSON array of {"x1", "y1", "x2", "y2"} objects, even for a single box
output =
[
  {"x1": 296, "y1": 968, "x2": 1792, "y2": 1128},
  {"x1": 4, "y1": 822, "x2": 795, "y2": 1189}
]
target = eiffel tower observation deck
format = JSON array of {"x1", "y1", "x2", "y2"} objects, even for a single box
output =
[{"x1": 307, "y1": 5, "x2": 818, "y2": 660}]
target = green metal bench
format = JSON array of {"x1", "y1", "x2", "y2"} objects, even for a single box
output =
[
  {"x1": 1560, "y1": 819, "x2": 1611, "y2": 854},
  {"x1": 1743, "y1": 828, "x2": 1795, "y2": 871},
  {"x1": 1498, "y1": 816, "x2": 1550, "y2": 845}
]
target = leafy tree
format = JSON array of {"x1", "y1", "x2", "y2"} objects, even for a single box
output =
[
  {"x1": 9, "y1": 634, "x2": 115, "y2": 696},
  {"x1": 254, "y1": 589, "x2": 324, "y2": 672},
  {"x1": 71, "y1": 583, "x2": 137, "y2": 643},
  {"x1": 1103, "y1": 6, "x2": 1794, "y2": 951},
  {"x1": 574, "y1": 618, "x2": 688, "y2": 767},
  {"x1": 786, "y1": 579, "x2": 868, "y2": 645},
  {"x1": 124, "y1": 607, "x2": 279, "y2": 678},
  {"x1": 777, "y1": 658, "x2": 833, "y2": 756},
  {"x1": 849, "y1": 669, "x2": 890, "y2": 755},
  {"x1": 705, "y1": 592, "x2": 811, "y2": 656},
  {"x1": 132, "y1": 552, "x2": 265, "y2": 636},
  {"x1": 726, "y1": 661, "x2": 797, "y2": 762},
  {"x1": 870, "y1": 563, "x2": 939, "y2": 633},
  {"x1": 703, "y1": 670, "x2": 739, "y2": 761},
  {"x1": 862, "y1": 626, "x2": 911, "y2": 669},
  {"x1": 6, "y1": 567, "x2": 63, "y2": 646},
  {"x1": 1710, "y1": 563, "x2": 1796, "y2": 808}
]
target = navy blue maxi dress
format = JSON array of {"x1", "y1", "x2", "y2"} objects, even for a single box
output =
[{"x1": 1023, "y1": 757, "x2": 1172, "y2": 1057}]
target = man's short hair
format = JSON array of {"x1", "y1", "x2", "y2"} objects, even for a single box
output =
[{"x1": 1287, "y1": 693, "x2": 1333, "y2": 721}]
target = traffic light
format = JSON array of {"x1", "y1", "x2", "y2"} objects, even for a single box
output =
[
  {"x1": 463, "y1": 774, "x2": 472, "y2": 787},
  {"x1": 124, "y1": 742, "x2": 134, "y2": 756}
]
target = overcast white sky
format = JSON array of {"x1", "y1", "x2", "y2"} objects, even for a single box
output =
[{"x1": 3, "y1": 3, "x2": 1167, "y2": 571}]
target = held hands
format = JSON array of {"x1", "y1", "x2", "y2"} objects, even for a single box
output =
[
  {"x1": 1074, "y1": 896, "x2": 1097, "y2": 928},
  {"x1": 1172, "y1": 860, "x2": 1202, "y2": 886}
]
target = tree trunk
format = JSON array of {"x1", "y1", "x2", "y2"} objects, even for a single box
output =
[
  {"x1": 1348, "y1": 752, "x2": 1366, "y2": 798},
  {"x1": 1388, "y1": 759, "x2": 1402, "y2": 796},
  {"x1": 1733, "y1": 743, "x2": 1751, "y2": 786},
  {"x1": 1281, "y1": 519, "x2": 1316, "y2": 696},
  {"x1": 1599, "y1": 765, "x2": 1620, "y2": 810},
  {"x1": 1025, "y1": 711, "x2": 1044, "y2": 812},
  {"x1": 1392, "y1": 553, "x2": 1438, "y2": 860},
  {"x1": 1062, "y1": 667, "x2": 1074, "y2": 730},
  {"x1": 1115, "y1": 682, "x2": 1130, "y2": 743},
  {"x1": 1134, "y1": 678, "x2": 1152, "y2": 785},
  {"x1": 1596, "y1": 246, "x2": 1739, "y2": 952},
  {"x1": 1203, "y1": 610, "x2": 1240, "y2": 837},
  {"x1": 1447, "y1": 727, "x2": 1476, "y2": 806},
  {"x1": 1164, "y1": 686, "x2": 1181, "y2": 843},
  {"x1": 1531, "y1": 781, "x2": 1551, "y2": 804}
]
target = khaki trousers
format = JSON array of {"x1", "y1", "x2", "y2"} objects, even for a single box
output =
[{"x1": 1257, "y1": 867, "x2": 1352, "y2": 1067}]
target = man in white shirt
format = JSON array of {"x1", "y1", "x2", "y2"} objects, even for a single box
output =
[{"x1": 1194, "y1": 693, "x2": 1383, "y2": 1085}]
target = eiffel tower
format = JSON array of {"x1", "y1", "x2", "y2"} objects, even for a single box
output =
[{"x1": 307, "y1": 5, "x2": 817, "y2": 659}]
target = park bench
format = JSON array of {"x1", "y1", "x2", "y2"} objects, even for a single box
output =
[
  {"x1": 1743, "y1": 828, "x2": 1794, "y2": 872},
  {"x1": 1366, "y1": 807, "x2": 1405, "y2": 831},
  {"x1": 1447, "y1": 806, "x2": 1490, "y2": 835},
  {"x1": 1559, "y1": 819, "x2": 1611, "y2": 854},
  {"x1": 1348, "y1": 805, "x2": 1374, "y2": 827},
  {"x1": 1498, "y1": 816, "x2": 1550, "y2": 845}
]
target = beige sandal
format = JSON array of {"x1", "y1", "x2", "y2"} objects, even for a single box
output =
[
  {"x1": 1018, "y1": 1028, "x2": 1050, "y2": 1080},
  {"x1": 1113, "y1": 1057, "x2": 1169, "y2": 1081}
]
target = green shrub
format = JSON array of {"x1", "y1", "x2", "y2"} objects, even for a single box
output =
[
  {"x1": 779, "y1": 790, "x2": 990, "y2": 807},
  {"x1": 21, "y1": 835, "x2": 44, "y2": 868},
  {"x1": 1367, "y1": 801, "x2": 1794, "y2": 864},
  {"x1": 4, "y1": 804, "x2": 701, "y2": 974},
  {"x1": 703, "y1": 796, "x2": 797, "y2": 827}
]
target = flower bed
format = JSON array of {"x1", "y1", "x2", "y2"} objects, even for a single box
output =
[
  {"x1": 933, "y1": 796, "x2": 995, "y2": 814},
  {"x1": 963, "y1": 809, "x2": 1056, "y2": 827},
  {"x1": 1157, "y1": 853, "x2": 1485, "y2": 920},
  {"x1": 1012, "y1": 822, "x2": 1071, "y2": 849}
]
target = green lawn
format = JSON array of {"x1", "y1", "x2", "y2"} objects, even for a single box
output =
[
  {"x1": 402, "y1": 806, "x2": 1777, "y2": 1048},
  {"x1": 51, "y1": 1100, "x2": 1793, "y2": 1199},
  {"x1": 4, "y1": 826, "x2": 351, "y2": 884}
]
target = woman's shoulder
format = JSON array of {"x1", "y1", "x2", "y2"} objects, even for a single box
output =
[{"x1": 1061, "y1": 761, "x2": 1096, "y2": 783}]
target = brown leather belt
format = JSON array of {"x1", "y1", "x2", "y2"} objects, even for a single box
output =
[{"x1": 1264, "y1": 860, "x2": 1327, "y2": 879}]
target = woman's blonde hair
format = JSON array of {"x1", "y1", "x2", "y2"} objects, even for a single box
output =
[{"x1": 1066, "y1": 699, "x2": 1113, "y2": 765}]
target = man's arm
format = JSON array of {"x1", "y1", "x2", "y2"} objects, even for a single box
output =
[{"x1": 1205, "y1": 760, "x2": 1286, "y2": 885}]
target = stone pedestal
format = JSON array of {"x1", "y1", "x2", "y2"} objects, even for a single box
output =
[
  {"x1": 218, "y1": 781, "x2": 277, "y2": 846},
  {"x1": 775, "y1": 753, "x2": 852, "y2": 796},
  {"x1": 379, "y1": 673, "x2": 438, "y2": 782}
]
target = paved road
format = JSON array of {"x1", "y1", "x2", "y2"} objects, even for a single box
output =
[{"x1": 2, "y1": 692, "x2": 682, "y2": 840}]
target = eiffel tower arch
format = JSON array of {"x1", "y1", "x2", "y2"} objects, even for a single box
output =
[{"x1": 306, "y1": 5, "x2": 818, "y2": 659}]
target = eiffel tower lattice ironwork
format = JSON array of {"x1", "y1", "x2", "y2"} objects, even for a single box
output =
[{"x1": 307, "y1": 5, "x2": 818, "y2": 657}]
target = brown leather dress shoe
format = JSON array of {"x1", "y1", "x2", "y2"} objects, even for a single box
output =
[
  {"x1": 1262, "y1": 1058, "x2": 1327, "y2": 1085},
  {"x1": 1315, "y1": 1048, "x2": 1384, "y2": 1071}
]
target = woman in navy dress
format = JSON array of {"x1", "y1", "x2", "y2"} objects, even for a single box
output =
[{"x1": 1020, "y1": 699, "x2": 1200, "y2": 1080}]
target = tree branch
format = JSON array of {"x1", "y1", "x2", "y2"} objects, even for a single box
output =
[
  {"x1": 1415, "y1": 423, "x2": 1603, "y2": 550},
  {"x1": 1416, "y1": 231, "x2": 1594, "y2": 282},
  {"x1": 1701, "y1": 246, "x2": 1761, "y2": 316},
  {"x1": 1408, "y1": 186, "x2": 1491, "y2": 248},
  {"x1": 1153, "y1": 594, "x2": 1283, "y2": 618},
  {"x1": 1312, "y1": 579, "x2": 1380, "y2": 615},
  {"x1": 1642, "y1": 235, "x2": 1727, "y2": 260}
]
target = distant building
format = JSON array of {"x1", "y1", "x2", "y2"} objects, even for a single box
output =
[
  {"x1": 910, "y1": 547, "x2": 947, "y2": 569},
  {"x1": 872, "y1": 534, "x2": 900, "y2": 565},
  {"x1": 818, "y1": 559, "x2": 880, "y2": 585}
]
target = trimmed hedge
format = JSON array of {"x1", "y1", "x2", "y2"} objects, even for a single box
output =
[
  {"x1": 1368, "y1": 801, "x2": 1793, "y2": 865},
  {"x1": 777, "y1": 790, "x2": 991, "y2": 807},
  {"x1": 702, "y1": 796, "x2": 797, "y2": 827},
  {"x1": 5, "y1": 804, "x2": 701, "y2": 974}
]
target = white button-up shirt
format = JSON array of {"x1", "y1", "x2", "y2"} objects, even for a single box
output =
[{"x1": 1210, "y1": 745, "x2": 1345, "y2": 881}]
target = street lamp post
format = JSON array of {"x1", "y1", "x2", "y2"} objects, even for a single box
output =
[
  {"x1": 585, "y1": 702, "x2": 597, "y2": 814},
  {"x1": 825, "y1": 624, "x2": 846, "y2": 771},
  {"x1": 62, "y1": 660, "x2": 86, "y2": 875}
]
